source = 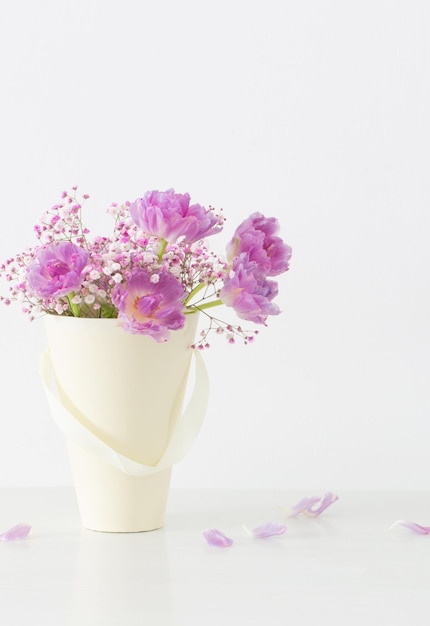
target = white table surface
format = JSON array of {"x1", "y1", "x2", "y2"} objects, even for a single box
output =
[{"x1": 0, "y1": 488, "x2": 429, "y2": 625}]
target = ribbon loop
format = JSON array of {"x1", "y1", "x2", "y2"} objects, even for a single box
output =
[{"x1": 39, "y1": 348, "x2": 209, "y2": 477}]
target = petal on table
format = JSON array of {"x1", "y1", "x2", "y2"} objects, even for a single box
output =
[
  {"x1": 203, "y1": 528, "x2": 233, "y2": 547},
  {"x1": 390, "y1": 520, "x2": 430, "y2": 535},
  {"x1": 303, "y1": 492, "x2": 339, "y2": 517},
  {"x1": 0, "y1": 524, "x2": 32, "y2": 542},
  {"x1": 243, "y1": 522, "x2": 287, "y2": 538},
  {"x1": 287, "y1": 492, "x2": 339, "y2": 517},
  {"x1": 288, "y1": 496, "x2": 321, "y2": 517}
]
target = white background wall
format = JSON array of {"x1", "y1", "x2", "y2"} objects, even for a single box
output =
[{"x1": 0, "y1": 0, "x2": 429, "y2": 491}]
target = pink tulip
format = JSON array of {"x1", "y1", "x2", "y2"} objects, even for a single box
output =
[
  {"x1": 113, "y1": 269, "x2": 186, "y2": 341},
  {"x1": 26, "y1": 241, "x2": 88, "y2": 298},
  {"x1": 129, "y1": 189, "x2": 223, "y2": 244}
]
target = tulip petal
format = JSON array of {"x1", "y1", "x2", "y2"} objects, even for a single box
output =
[
  {"x1": 390, "y1": 520, "x2": 430, "y2": 535},
  {"x1": 0, "y1": 524, "x2": 32, "y2": 542},
  {"x1": 243, "y1": 522, "x2": 287, "y2": 538},
  {"x1": 304, "y1": 492, "x2": 339, "y2": 517},
  {"x1": 288, "y1": 496, "x2": 321, "y2": 517},
  {"x1": 203, "y1": 528, "x2": 233, "y2": 547},
  {"x1": 287, "y1": 492, "x2": 339, "y2": 517}
]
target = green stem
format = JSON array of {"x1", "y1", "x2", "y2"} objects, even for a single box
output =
[
  {"x1": 192, "y1": 299, "x2": 223, "y2": 311},
  {"x1": 67, "y1": 292, "x2": 81, "y2": 317},
  {"x1": 184, "y1": 282, "x2": 206, "y2": 305},
  {"x1": 158, "y1": 239, "x2": 168, "y2": 263}
]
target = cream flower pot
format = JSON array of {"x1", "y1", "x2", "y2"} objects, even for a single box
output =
[{"x1": 40, "y1": 313, "x2": 208, "y2": 532}]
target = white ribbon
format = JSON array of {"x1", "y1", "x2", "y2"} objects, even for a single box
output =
[{"x1": 39, "y1": 348, "x2": 209, "y2": 477}]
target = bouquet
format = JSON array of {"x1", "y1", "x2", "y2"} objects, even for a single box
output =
[{"x1": 0, "y1": 188, "x2": 292, "y2": 347}]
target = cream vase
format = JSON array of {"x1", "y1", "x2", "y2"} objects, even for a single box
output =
[{"x1": 39, "y1": 313, "x2": 208, "y2": 533}]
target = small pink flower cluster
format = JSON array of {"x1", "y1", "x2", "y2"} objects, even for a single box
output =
[{"x1": 0, "y1": 188, "x2": 292, "y2": 346}]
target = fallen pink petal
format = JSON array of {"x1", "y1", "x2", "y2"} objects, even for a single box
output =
[
  {"x1": 203, "y1": 528, "x2": 233, "y2": 547},
  {"x1": 0, "y1": 524, "x2": 32, "y2": 542},
  {"x1": 243, "y1": 522, "x2": 287, "y2": 538},
  {"x1": 390, "y1": 520, "x2": 430, "y2": 535},
  {"x1": 288, "y1": 492, "x2": 339, "y2": 517},
  {"x1": 288, "y1": 496, "x2": 321, "y2": 517}
]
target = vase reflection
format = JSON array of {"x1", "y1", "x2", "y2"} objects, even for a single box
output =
[{"x1": 70, "y1": 528, "x2": 173, "y2": 625}]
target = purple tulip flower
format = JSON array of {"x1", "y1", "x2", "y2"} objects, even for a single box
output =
[
  {"x1": 220, "y1": 253, "x2": 280, "y2": 325},
  {"x1": 226, "y1": 212, "x2": 292, "y2": 277},
  {"x1": 129, "y1": 189, "x2": 223, "y2": 244},
  {"x1": 26, "y1": 241, "x2": 88, "y2": 298},
  {"x1": 112, "y1": 269, "x2": 186, "y2": 341}
]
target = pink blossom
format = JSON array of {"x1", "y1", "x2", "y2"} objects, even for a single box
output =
[
  {"x1": 26, "y1": 241, "x2": 88, "y2": 298},
  {"x1": 112, "y1": 269, "x2": 186, "y2": 342},
  {"x1": 220, "y1": 253, "x2": 280, "y2": 325},
  {"x1": 226, "y1": 212, "x2": 292, "y2": 277},
  {"x1": 129, "y1": 189, "x2": 223, "y2": 244}
]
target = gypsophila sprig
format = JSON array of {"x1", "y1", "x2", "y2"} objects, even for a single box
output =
[{"x1": 0, "y1": 188, "x2": 292, "y2": 346}]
